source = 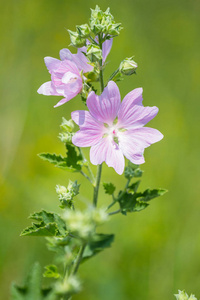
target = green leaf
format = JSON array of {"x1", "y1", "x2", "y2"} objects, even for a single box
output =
[
  {"x1": 10, "y1": 263, "x2": 56, "y2": 300},
  {"x1": 124, "y1": 163, "x2": 143, "y2": 179},
  {"x1": 118, "y1": 192, "x2": 149, "y2": 215},
  {"x1": 127, "y1": 180, "x2": 141, "y2": 194},
  {"x1": 21, "y1": 210, "x2": 67, "y2": 237},
  {"x1": 82, "y1": 233, "x2": 114, "y2": 262},
  {"x1": 103, "y1": 182, "x2": 116, "y2": 195},
  {"x1": 43, "y1": 265, "x2": 60, "y2": 279},
  {"x1": 137, "y1": 188, "x2": 167, "y2": 202},
  {"x1": 38, "y1": 145, "x2": 83, "y2": 172}
]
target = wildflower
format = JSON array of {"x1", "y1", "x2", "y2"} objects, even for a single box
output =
[
  {"x1": 71, "y1": 81, "x2": 163, "y2": 175},
  {"x1": 37, "y1": 39, "x2": 112, "y2": 107}
]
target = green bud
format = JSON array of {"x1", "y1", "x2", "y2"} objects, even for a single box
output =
[
  {"x1": 56, "y1": 180, "x2": 80, "y2": 209},
  {"x1": 58, "y1": 132, "x2": 73, "y2": 144},
  {"x1": 119, "y1": 57, "x2": 138, "y2": 75},
  {"x1": 175, "y1": 290, "x2": 189, "y2": 300},
  {"x1": 76, "y1": 24, "x2": 90, "y2": 38},
  {"x1": 68, "y1": 29, "x2": 86, "y2": 48},
  {"x1": 87, "y1": 44, "x2": 102, "y2": 62},
  {"x1": 55, "y1": 276, "x2": 81, "y2": 296},
  {"x1": 188, "y1": 295, "x2": 198, "y2": 300},
  {"x1": 90, "y1": 5, "x2": 103, "y2": 21},
  {"x1": 60, "y1": 118, "x2": 74, "y2": 132},
  {"x1": 107, "y1": 23, "x2": 122, "y2": 35}
]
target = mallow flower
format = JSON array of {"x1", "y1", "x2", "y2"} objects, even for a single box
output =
[
  {"x1": 37, "y1": 39, "x2": 112, "y2": 107},
  {"x1": 71, "y1": 81, "x2": 163, "y2": 175}
]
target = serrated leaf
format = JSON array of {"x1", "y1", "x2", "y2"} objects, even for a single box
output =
[
  {"x1": 43, "y1": 265, "x2": 60, "y2": 279},
  {"x1": 103, "y1": 182, "x2": 116, "y2": 195},
  {"x1": 21, "y1": 210, "x2": 67, "y2": 237},
  {"x1": 10, "y1": 263, "x2": 56, "y2": 300},
  {"x1": 38, "y1": 145, "x2": 83, "y2": 172},
  {"x1": 118, "y1": 192, "x2": 149, "y2": 215},
  {"x1": 137, "y1": 188, "x2": 167, "y2": 202},
  {"x1": 82, "y1": 233, "x2": 114, "y2": 262}
]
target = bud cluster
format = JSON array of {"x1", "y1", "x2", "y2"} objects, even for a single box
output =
[
  {"x1": 58, "y1": 117, "x2": 74, "y2": 144},
  {"x1": 56, "y1": 180, "x2": 80, "y2": 209},
  {"x1": 175, "y1": 290, "x2": 197, "y2": 300},
  {"x1": 63, "y1": 208, "x2": 108, "y2": 240}
]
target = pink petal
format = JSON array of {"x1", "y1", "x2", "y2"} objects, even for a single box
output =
[
  {"x1": 118, "y1": 104, "x2": 159, "y2": 129},
  {"x1": 71, "y1": 110, "x2": 103, "y2": 128},
  {"x1": 37, "y1": 81, "x2": 60, "y2": 96},
  {"x1": 90, "y1": 137, "x2": 125, "y2": 175},
  {"x1": 118, "y1": 87, "x2": 143, "y2": 121},
  {"x1": 72, "y1": 129, "x2": 102, "y2": 147},
  {"x1": 59, "y1": 48, "x2": 73, "y2": 61},
  {"x1": 44, "y1": 57, "x2": 60, "y2": 72},
  {"x1": 54, "y1": 98, "x2": 71, "y2": 107},
  {"x1": 102, "y1": 38, "x2": 113, "y2": 63},
  {"x1": 128, "y1": 127, "x2": 164, "y2": 148},
  {"x1": 87, "y1": 81, "x2": 121, "y2": 125}
]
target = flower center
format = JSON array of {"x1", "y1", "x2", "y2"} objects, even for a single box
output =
[{"x1": 103, "y1": 122, "x2": 126, "y2": 145}]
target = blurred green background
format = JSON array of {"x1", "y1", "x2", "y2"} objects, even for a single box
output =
[{"x1": 1, "y1": 0, "x2": 200, "y2": 299}]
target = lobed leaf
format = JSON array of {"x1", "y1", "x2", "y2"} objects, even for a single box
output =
[
  {"x1": 82, "y1": 233, "x2": 114, "y2": 262},
  {"x1": 103, "y1": 182, "x2": 116, "y2": 195},
  {"x1": 21, "y1": 210, "x2": 67, "y2": 237}
]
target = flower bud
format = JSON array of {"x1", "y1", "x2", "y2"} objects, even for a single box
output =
[
  {"x1": 55, "y1": 275, "x2": 81, "y2": 296},
  {"x1": 68, "y1": 30, "x2": 86, "y2": 48},
  {"x1": 60, "y1": 118, "x2": 74, "y2": 132},
  {"x1": 76, "y1": 24, "x2": 90, "y2": 38},
  {"x1": 87, "y1": 44, "x2": 102, "y2": 62},
  {"x1": 58, "y1": 132, "x2": 73, "y2": 144},
  {"x1": 175, "y1": 290, "x2": 189, "y2": 300},
  {"x1": 107, "y1": 23, "x2": 122, "y2": 36},
  {"x1": 119, "y1": 57, "x2": 138, "y2": 75}
]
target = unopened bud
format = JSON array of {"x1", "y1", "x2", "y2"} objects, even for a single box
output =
[
  {"x1": 175, "y1": 290, "x2": 189, "y2": 300},
  {"x1": 60, "y1": 118, "x2": 74, "y2": 132},
  {"x1": 55, "y1": 276, "x2": 81, "y2": 296},
  {"x1": 68, "y1": 30, "x2": 86, "y2": 48},
  {"x1": 76, "y1": 24, "x2": 90, "y2": 38},
  {"x1": 120, "y1": 57, "x2": 138, "y2": 75},
  {"x1": 87, "y1": 44, "x2": 102, "y2": 62}
]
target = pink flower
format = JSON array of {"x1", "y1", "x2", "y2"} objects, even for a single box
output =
[
  {"x1": 37, "y1": 39, "x2": 113, "y2": 108},
  {"x1": 71, "y1": 81, "x2": 163, "y2": 175}
]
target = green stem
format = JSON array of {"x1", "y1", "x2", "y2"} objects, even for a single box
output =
[
  {"x1": 93, "y1": 164, "x2": 103, "y2": 207},
  {"x1": 71, "y1": 243, "x2": 86, "y2": 275},
  {"x1": 108, "y1": 209, "x2": 121, "y2": 216},
  {"x1": 108, "y1": 68, "x2": 120, "y2": 81},
  {"x1": 92, "y1": 33, "x2": 105, "y2": 208}
]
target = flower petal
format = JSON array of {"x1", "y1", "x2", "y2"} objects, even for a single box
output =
[
  {"x1": 118, "y1": 104, "x2": 159, "y2": 129},
  {"x1": 54, "y1": 98, "x2": 71, "y2": 107},
  {"x1": 118, "y1": 87, "x2": 143, "y2": 121},
  {"x1": 59, "y1": 48, "x2": 73, "y2": 61},
  {"x1": 102, "y1": 38, "x2": 113, "y2": 63},
  {"x1": 127, "y1": 127, "x2": 164, "y2": 148},
  {"x1": 37, "y1": 81, "x2": 60, "y2": 96},
  {"x1": 90, "y1": 137, "x2": 125, "y2": 175},
  {"x1": 60, "y1": 48, "x2": 93, "y2": 73},
  {"x1": 87, "y1": 81, "x2": 121, "y2": 125},
  {"x1": 44, "y1": 57, "x2": 60, "y2": 72},
  {"x1": 72, "y1": 129, "x2": 102, "y2": 147}
]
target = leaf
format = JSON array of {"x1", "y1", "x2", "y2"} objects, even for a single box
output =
[
  {"x1": 38, "y1": 145, "x2": 83, "y2": 172},
  {"x1": 118, "y1": 192, "x2": 149, "y2": 215},
  {"x1": 137, "y1": 188, "x2": 167, "y2": 202},
  {"x1": 127, "y1": 180, "x2": 141, "y2": 194},
  {"x1": 103, "y1": 182, "x2": 116, "y2": 195},
  {"x1": 124, "y1": 163, "x2": 143, "y2": 179},
  {"x1": 10, "y1": 263, "x2": 56, "y2": 300},
  {"x1": 82, "y1": 233, "x2": 114, "y2": 262},
  {"x1": 21, "y1": 210, "x2": 67, "y2": 237},
  {"x1": 43, "y1": 265, "x2": 60, "y2": 279}
]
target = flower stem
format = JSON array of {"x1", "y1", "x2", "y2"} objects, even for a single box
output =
[
  {"x1": 71, "y1": 243, "x2": 86, "y2": 275},
  {"x1": 92, "y1": 34, "x2": 105, "y2": 208}
]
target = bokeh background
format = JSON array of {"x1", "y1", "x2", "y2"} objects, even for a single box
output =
[{"x1": 1, "y1": 0, "x2": 200, "y2": 299}]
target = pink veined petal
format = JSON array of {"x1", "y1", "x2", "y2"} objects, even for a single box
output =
[
  {"x1": 118, "y1": 133, "x2": 145, "y2": 165},
  {"x1": 118, "y1": 87, "x2": 143, "y2": 120},
  {"x1": 72, "y1": 128, "x2": 103, "y2": 147},
  {"x1": 127, "y1": 127, "x2": 164, "y2": 148},
  {"x1": 54, "y1": 97, "x2": 71, "y2": 107},
  {"x1": 44, "y1": 57, "x2": 60, "y2": 72},
  {"x1": 71, "y1": 110, "x2": 104, "y2": 130},
  {"x1": 59, "y1": 48, "x2": 73, "y2": 61},
  {"x1": 87, "y1": 81, "x2": 121, "y2": 125},
  {"x1": 37, "y1": 81, "x2": 61, "y2": 96},
  {"x1": 90, "y1": 137, "x2": 125, "y2": 175},
  {"x1": 118, "y1": 104, "x2": 159, "y2": 129},
  {"x1": 102, "y1": 38, "x2": 113, "y2": 63}
]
